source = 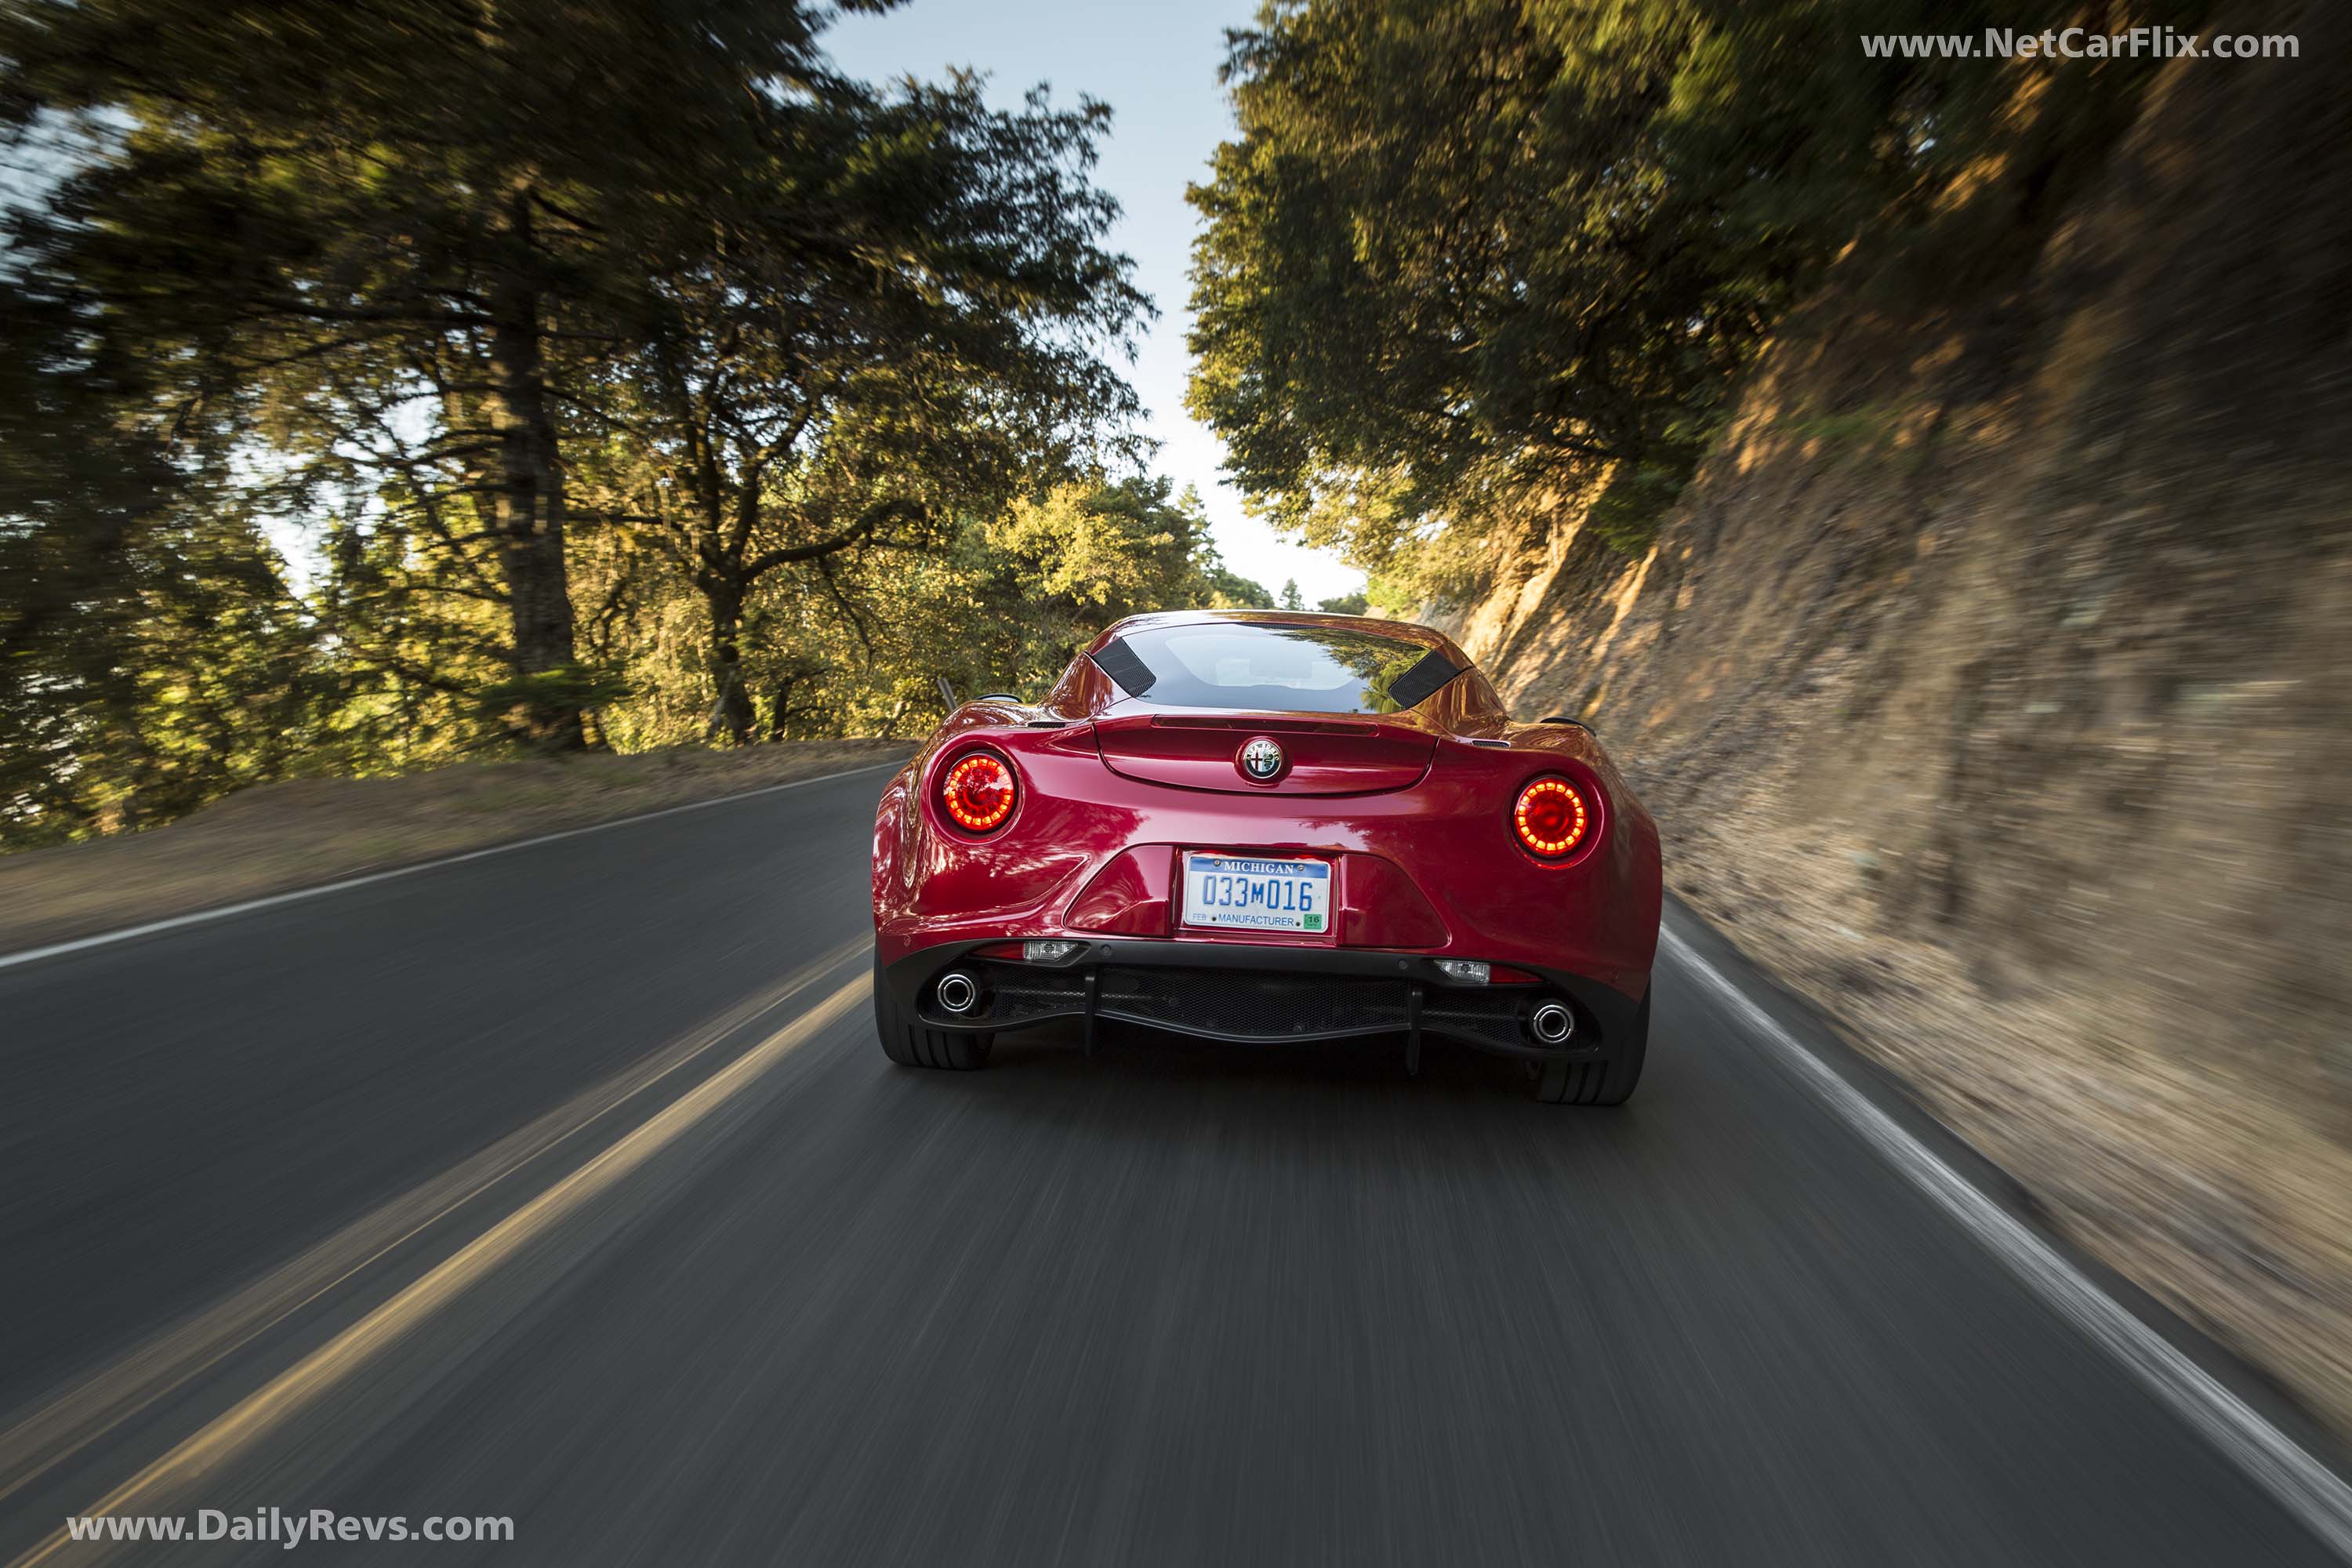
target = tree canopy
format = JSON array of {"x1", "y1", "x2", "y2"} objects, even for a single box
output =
[
  {"x1": 0, "y1": 1, "x2": 1261, "y2": 849},
  {"x1": 1188, "y1": 0, "x2": 2209, "y2": 590}
]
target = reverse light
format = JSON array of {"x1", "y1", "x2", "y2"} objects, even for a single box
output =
[
  {"x1": 971, "y1": 939, "x2": 1082, "y2": 963},
  {"x1": 1436, "y1": 959, "x2": 1541, "y2": 984},
  {"x1": 1513, "y1": 777, "x2": 1589, "y2": 858},
  {"x1": 942, "y1": 751, "x2": 1017, "y2": 832}
]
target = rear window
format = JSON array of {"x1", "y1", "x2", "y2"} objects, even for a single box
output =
[{"x1": 1092, "y1": 622, "x2": 1462, "y2": 714}]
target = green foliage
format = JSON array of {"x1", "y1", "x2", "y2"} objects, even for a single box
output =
[
  {"x1": 1188, "y1": 0, "x2": 2209, "y2": 573},
  {"x1": 474, "y1": 667, "x2": 634, "y2": 729},
  {"x1": 1586, "y1": 459, "x2": 1696, "y2": 554},
  {"x1": 1204, "y1": 567, "x2": 1279, "y2": 610},
  {"x1": 20, "y1": 0, "x2": 2198, "y2": 848},
  {"x1": 0, "y1": 0, "x2": 885, "y2": 749},
  {"x1": 1783, "y1": 401, "x2": 1906, "y2": 447},
  {"x1": 0, "y1": 506, "x2": 324, "y2": 844},
  {"x1": 604, "y1": 477, "x2": 1267, "y2": 741},
  {"x1": 938, "y1": 479, "x2": 1258, "y2": 700},
  {"x1": 0, "y1": 273, "x2": 325, "y2": 841},
  {"x1": 568, "y1": 71, "x2": 1150, "y2": 744},
  {"x1": 0, "y1": 0, "x2": 1167, "y2": 845},
  {"x1": 1316, "y1": 592, "x2": 1370, "y2": 616},
  {"x1": 1362, "y1": 575, "x2": 1425, "y2": 621}
]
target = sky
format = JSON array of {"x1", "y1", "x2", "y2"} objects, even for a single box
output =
[{"x1": 823, "y1": 0, "x2": 1366, "y2": 607}]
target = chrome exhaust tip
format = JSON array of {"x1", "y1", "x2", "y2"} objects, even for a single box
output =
[
  {"x1": 1529, "y1": 1000, "x2": 1575, "y2": 1046},
  {"x1": 935, "y1": 971, "x2": 980, "y2": 1016}
]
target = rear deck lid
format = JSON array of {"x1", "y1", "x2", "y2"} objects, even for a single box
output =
[{"x1": 1093, "y1": 713, "x2": 1436, "y2": 795}]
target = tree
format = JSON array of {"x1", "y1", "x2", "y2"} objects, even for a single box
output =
[
  {"x1": 713, "y1": 477, "x2": 1265, "y2": 739},
  {"x1": 1185, "y1": 0, "x2": 2194, "y2": 580},
  {"x1": 1279, "y1": 578, "x2": 1305, "y2": 611},
  {"x1": 570, "y1": 78, "x2": 1148, "y2": 744},
  {"x1": 1317, "y1": 591, "x2": 1370, "y2": 616},
  {"x1": 0, "y1": 289, "x2": 325, "y2": 842},
  {"x1": 0, "y1": 0, "x2": 860, "y2": 746},
  {"x1": 1205, "y1": 565, "x2": 1278, "y2": 610}
]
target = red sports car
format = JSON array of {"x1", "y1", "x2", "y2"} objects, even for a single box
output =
[{"x1": 869, "y1": 611, "x2": 1661, "y2": 1103}]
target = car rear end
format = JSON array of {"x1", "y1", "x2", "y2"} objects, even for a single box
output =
[{"x1": 871, "y1": 614, "x2": 1661, "y2": 1100}]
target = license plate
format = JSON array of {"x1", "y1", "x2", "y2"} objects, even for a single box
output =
[{"x1": 1181, "y1": 854, "x2": 1332, "y2": 934}]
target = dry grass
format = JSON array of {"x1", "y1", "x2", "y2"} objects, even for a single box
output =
[{"x1": 0, "y1": 739, "x2": 912, "y2": 956}]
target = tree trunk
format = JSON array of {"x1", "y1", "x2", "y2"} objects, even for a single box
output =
[
  {"x1": 706, "y1": 590, "x2": 757, "y2": 746},
  {"x1": 488, "y1": 193, "x2": 586, "y2": 750}
]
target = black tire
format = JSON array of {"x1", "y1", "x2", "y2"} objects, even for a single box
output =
[
  {"x1": 873, "y1": 954, "x2": 993, "y2": 1071},
  {"x1": 1525, "y1": 992, "x2": 1647, "y2": 1105}
]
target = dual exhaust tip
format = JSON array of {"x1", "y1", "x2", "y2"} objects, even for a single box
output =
[{"x1": 939, "y1": 965, "x2": 1573, "y2": 1044}]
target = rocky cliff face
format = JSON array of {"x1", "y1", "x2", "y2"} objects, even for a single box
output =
[{"x1": 1452, "y1": 0, "x2": 2352, "y2": 1434}]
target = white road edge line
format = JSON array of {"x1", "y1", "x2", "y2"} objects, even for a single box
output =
[
  {"x1": 0, "y1": 758, "x2": 908, "y2": 975},
  {"x1": 1660, "y1": 919, "x2": 2352, "y2": 1562}
]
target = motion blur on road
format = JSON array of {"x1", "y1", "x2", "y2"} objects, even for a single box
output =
[
  {"x1": 7, "y1": 0, "x2": 2352, "y2": 1562},
  {"x1": 0, "y1": 769, "x2": 2339, "y2": 1566}
]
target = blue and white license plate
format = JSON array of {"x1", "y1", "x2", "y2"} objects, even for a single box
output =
[{"x1": 1181, "y1": 854, "x2": 1332, "y2": 934}]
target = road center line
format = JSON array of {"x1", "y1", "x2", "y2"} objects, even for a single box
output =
[
  {"x1": 1661, "y1": 918, "x2": 2352, "y2": 1562},
  {"x1": 9, "y1": 968, "x2": 871, "y2": 1568},
  {"x1": 0, "y1": 937, "x2": 871, "y2": 1506}
]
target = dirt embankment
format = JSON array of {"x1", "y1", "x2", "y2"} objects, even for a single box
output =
[
  {"x1": 1451, "y1": 3, "x2": 2352, "y2": 1435},
  {"x1": 0, "y1": 739, "x2": 911, "y2": 956}
]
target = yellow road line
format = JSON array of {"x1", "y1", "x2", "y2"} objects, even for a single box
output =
[
  {"x1": 0, "y1": 937, "x2": 869, "y2": 1507},
  {"x1": 12, "y1": 968, "x2": 869, "y2": 1568}
]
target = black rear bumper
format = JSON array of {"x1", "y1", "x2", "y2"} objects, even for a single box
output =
[{"x1": 880, "y1": 938, "x2": 1642, "y2": 1063}]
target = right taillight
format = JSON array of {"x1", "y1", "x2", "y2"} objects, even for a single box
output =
[{"x1": 1513, "y1": 777, "x2": 1588, "y2": 858}]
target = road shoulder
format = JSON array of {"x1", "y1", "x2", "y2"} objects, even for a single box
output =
[
  {"x1": 0, "y1": 739, "x2": 912, "y2": 960},
  {"x1": 1663, "y1": 894, "x2": 2352, "y2": 1560}
]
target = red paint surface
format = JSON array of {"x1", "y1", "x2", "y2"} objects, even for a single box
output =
[
  {"x1": 1094, "y1": 714, "x2": 1436, "y2": 795},
  {"x1": 1065, "y1": 846, "x2": 1175, "y2": 935},
  {"x1": 872, "y1": 612, "x2": 1661, "y2": 1002}
]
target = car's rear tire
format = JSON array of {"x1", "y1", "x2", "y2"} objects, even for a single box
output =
[
  {"x1": 1526, "y1": 992, "x2": 1647, "y2": 1105},
  {"x1": 874, "y1": 954, "x2": 993, "y2": 1071}
]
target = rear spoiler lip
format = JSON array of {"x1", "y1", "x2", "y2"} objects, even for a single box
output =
[
  {"x1": 1135, "y1": 713, "x2": 1412, "y2": 732},
  {"x1": 1091, "y1": 702, "x2": 1453, "y2": 734}
]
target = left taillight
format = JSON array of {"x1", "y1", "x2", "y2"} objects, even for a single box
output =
[{"x1": 941, "y1": 750, "x2": 1018, "y2": 833}]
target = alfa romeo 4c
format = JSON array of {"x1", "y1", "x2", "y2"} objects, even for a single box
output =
[{"x1": 870, "y1": 612, "x2": 1661, "y2": 1103}]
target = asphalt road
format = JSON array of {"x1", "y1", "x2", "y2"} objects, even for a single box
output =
[{"x1": 2, "y1": 762, "x2": 2344, "y2": 1565}]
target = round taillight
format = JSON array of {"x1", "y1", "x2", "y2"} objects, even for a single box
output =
[
  {"x1": 1513, "y1": 777, "x2": 1588, "y2": 858},
  {"x1": 942, "y1": 751, "x2": 1017, "y2": 832}
]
